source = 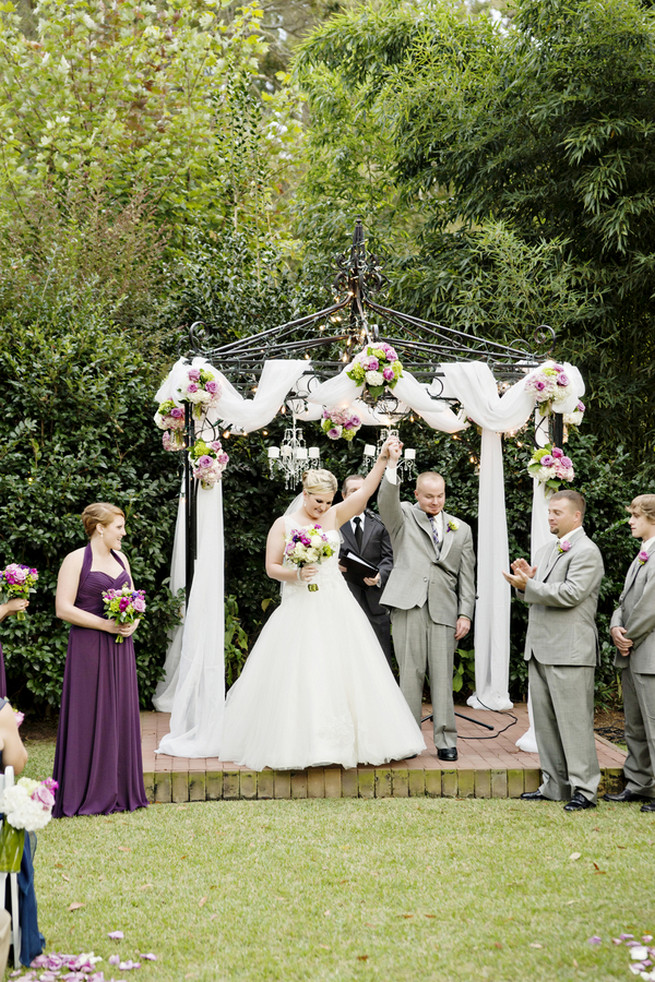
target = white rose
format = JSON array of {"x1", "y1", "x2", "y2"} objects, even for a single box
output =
[{"x1": 365, "y1": 370, "x2": 384, "y2": 386}]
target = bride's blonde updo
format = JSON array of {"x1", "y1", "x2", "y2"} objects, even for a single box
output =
[
  {"x1": 302, "y1": 469, "x2": 337, "y2": 496},
  {"x1": 81, "y1": 502, "x2": 125, "y2": 538}
]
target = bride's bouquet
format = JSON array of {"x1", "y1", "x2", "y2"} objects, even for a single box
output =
[
  {"x1": 102, "y1": 585, "x2": 147, "y2": 643},
  {"x1": 284, "y1": 526, "x2": 334, "y2": 592}
]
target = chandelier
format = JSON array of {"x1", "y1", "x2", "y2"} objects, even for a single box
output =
[
  {"x1": 362, "y1": 428, "x2": 417, "y2": 482},
  {"x1": 267, "y1": 416, "x2": 321, "y2": 489}
]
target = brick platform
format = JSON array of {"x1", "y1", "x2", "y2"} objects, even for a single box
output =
[{"x1": 141, "y1": 703, "x2": 627, "y2": 802}]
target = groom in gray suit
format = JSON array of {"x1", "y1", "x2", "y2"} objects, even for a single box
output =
[
  {"x1": 504, "y1": 490, "x2": 604, "y2": 811},
  {"x1": 378, "y1": 440, "x2": 475, "y2": 761},
  {"x1": 607, "y1": 494, "x2": 655, "y2": 811}
]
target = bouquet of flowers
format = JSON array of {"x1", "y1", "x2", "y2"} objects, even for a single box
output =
[
  {"x1": 178, "y1": 365, "x2": 222, "y2": 419},
  {"x1": 564, "y1": 400, "x2": 585, "y2": 428},
  {"x1": 284, "y1": 525, "x2": 334, "y2": 592},
  {"x1": 525, "y1": 361, "x2": 575, "y2": 415},
  {"x1": 189, "y1": 438, "x2": 229, "y2": 488},
  {"x1": 347, "y1": 343, "x2": 403, "y2": 404},
  {"x1": 527, "y1": 444, "x2": 574, "y2": 491},
  {"x1": 320, "y1": 407, "x2": 362, "y2": 441},
  {"x1": 0, "y1": 563, "x2": 38, "y2": 620},
  {"x1": 102, "y1": 585, "x2": 146, "y2": 644},
  {"x1": 0, "y1": 776, "x2": 58, "y2": 871},
  {"x1": 154, "y1": 399, "x2": 186, "y2": 451}
]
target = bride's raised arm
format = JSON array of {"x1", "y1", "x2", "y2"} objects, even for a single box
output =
[{"x1": 332, "y1": 436, "x2": 400, "y2": 527}]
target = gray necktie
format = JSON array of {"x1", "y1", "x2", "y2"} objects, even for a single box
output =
[{"x1": 429, "y1": 516, "x2": 441, "y2": 557}]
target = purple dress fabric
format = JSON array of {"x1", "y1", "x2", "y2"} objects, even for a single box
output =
[
  {"x1": 52, "y1": 544, "x2": 148, "y2": 818},
  {"x1": 0, "y1": 643, "x2": 6, "y2": 699}
]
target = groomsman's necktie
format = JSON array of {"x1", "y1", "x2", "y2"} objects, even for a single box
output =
[
  {"x1": 353, "y1": 516, "x2": 363, "y2": 551},
  {"x1": 429, "y1": 516, "x2": 441, "y2": 557}
]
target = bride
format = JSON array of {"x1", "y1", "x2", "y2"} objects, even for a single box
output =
[{"x1": 220, "y1": 436, "x2": 426, "y2": 770}]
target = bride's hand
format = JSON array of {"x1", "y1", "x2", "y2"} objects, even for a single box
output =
[{"x1": 298, "y1": 564, "x2": 318, "y2": 582}]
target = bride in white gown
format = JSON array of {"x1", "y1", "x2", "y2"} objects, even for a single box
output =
[{"x1": 220, "y1": 437, "x2": 426, "y2": 770}]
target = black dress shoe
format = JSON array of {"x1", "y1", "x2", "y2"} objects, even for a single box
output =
[
  {"x1": 564, "y1": 791, "x2": 596, "y2": 812},
  {"x1": 603, "y1": 788, "x2": 651, "y2": 803},
  {"x1": 437, "y1": 748, "x2": 458, "y2": 762},
  {"x1": 520, "y1": 789, "x2": 549, "y2": 801},
  {"x1": 641, "y1": 801, "x2": 655, "y2": 813}
]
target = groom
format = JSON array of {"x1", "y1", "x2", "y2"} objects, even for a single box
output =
[{"x1": 378, "y1": 441, "x2": 475, "y2": 760}]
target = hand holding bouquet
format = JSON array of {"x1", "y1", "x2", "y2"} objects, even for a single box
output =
[
  {"x1": 0, "y1": 775, "x2": 58, "y2": 871},
  {"x1": 0, "y1": 564, "x2": 39, "y2": 621},
  {"x1": 102, "y1": 585, "x2": 146, "y2": 644},
  {"x1": 284, "y1": 526, "x2": 334, "y2": 592}
]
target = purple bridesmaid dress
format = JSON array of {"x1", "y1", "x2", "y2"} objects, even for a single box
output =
[{"x1": 52, "y1": 543, "x2": 148, "y2": 817}]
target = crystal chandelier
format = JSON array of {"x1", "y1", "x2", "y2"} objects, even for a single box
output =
[
  {"x1": 362, "y1": 428, "x2": 417, "y2": 482},
  {"x1": 267, "y1": 417, "x2": 321, "y2": 489}
]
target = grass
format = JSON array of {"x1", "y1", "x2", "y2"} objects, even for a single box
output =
[{"x1": 12, "y1": 738, "x2": 655, "y2": 981}]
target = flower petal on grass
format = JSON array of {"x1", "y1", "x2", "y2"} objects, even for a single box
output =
[
  {"x1": 588, "y1": 936, "x2": 602, "y2": 945},
  {"x1": 108, "y1": 931, "x2": 125, "y2": 940},
  {"x1": 139, "y1": 954, "x2": 157, "y2": 961}
]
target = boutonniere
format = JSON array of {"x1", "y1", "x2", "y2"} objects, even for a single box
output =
[
  {"x1": 638, "y1": 550, "x2": 649, "y2": 565},
  {"x1": 447, "y1": 519, "x2": 459, "y2": 533},
  {"x1": 558, "y1": 540, "x2": 571, "y2": 554}
]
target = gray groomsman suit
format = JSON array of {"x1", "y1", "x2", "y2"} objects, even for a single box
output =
[
  {"x1": 378, "y1": 472, "x2": 476, "y2": 750},
  {"x1": 610, "y1": 540, "x2": 655, "y2": 798},
  {"x1": 521, "y1": 528, "x2": 604, "y2": 802}
]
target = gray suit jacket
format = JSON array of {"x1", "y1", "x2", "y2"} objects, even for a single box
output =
[
  {"x1": 610, "y1": 550, "x2": 655, "y2": 674},
  {"x1": 522, "y1": 531, "x2": 604, "y2": 666},
  {"x1": 378, "y1": 473, "x2": 476, "y2": 628}
]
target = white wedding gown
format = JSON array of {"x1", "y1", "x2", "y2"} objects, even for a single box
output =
[{"x1": 220, "y1": 523, "x2": 426, "y2": 770}]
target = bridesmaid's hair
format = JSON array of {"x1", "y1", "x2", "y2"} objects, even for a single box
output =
[
  {"x1": 81, "y1": 502, "x2": 125, "y2": 538},
  {"x1": 303, "y1": 469, "x2": 337, "y2": 496}
]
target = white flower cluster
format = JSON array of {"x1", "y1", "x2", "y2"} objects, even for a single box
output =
[{"x1": 1, "y1": 777, "x2": 55, "y2": 832}]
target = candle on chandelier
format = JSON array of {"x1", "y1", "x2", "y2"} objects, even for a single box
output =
[
  {"x1": 308, "y1": 447, "x2": 320, "y2": 459},
  {"x1": 268, "y1": 447, "x2": 280, "y2": 459},
  {"x1": 404, "y1": 448, "x2": 416, "y2": 460},
  {"x1": 296, "y1": 447, "x2": 308, "y2": 461},
  {"x1": 364, "y1": 444, "x2": 376, "y2": 457}
]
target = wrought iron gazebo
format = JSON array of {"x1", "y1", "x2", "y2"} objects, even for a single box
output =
[{"x1": 177, "y1": 218, "x2": 558, "y2": 589}]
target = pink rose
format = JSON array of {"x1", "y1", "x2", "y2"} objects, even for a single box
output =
[
  {"x1": 187, "y1": 368, "x2": 201, "y2": 381},
  {"x1": 551, "y1": 447, "x2": 564, "y2": 458}
]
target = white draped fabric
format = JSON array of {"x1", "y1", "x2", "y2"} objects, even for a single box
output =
[
  {"x1": 152, "y1": 489, "x2": 186, "y2": 713},
  {"x1": 156, "y1": 482, "x2": 225, "y2": 757},
  {"x1": 154, "y1": 351, "x2": 584, "y2": 758}
]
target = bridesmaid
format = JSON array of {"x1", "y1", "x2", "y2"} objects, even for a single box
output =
[{"x1": 52, "y1": 503, "x2": 148, "y2": 817}]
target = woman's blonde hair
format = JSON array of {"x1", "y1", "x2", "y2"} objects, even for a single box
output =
[
  {"x1": 302, "y1": 469, "x2": 337, "y2": 496},
  {"x1": 81, "y1": 502, "x2": 125, "y2": 538}
]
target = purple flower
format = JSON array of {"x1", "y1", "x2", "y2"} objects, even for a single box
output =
[
  {"x1": 382, "y1": 366, "x2": 395, "y2": 381},
  {"x1": 31, "y1": 784, "x2": 56, "y2": 808},
  {"x1": 170, "y1": 406, "x2": 184, "y2": 419},
  {"x1": 365, "y1": 357, "x2": 379, "y2": 371},
  {"x1": 540, "y1": 454, "x2": 555, "y2": 467},
  {"x1": 557, "y1": 373, "x2": 570, "y2": 386},
  {"x1": 533, "y1": 379, "x2": 547, "y2": 391},
  {"x1": 187, "y1": 368, "x2": 201, "y2": 381},
  {"x1": 577, "y1": 401, "x2": 585, "y2": 412},
  {"x1": 186, "y1": 382, "x2": 199, "y2": 393},
  {"x1": 559, "y1": 455, "x2": 572, "y2": 468},
  {"x1": 132, "y1": 596, "x2": 146, "y2": 613},
  {"x1": 205, "y1": 380, "x2": 219, "y2": 395},
  {"x1": 551, "y1": 446, "x2": 564, "y2": 458},
  {"x1": 198, "y1": 454, "x2": 213, "y2": 468},
  {"x1": 558, "y1": 540, "x2": 571, "y2": 553},
  {"x1": 638, "y1": 550, "x2": 649, "y2": 565},
  {"x1": 327, "y1": 427, "x2": 342, "y2": 439}
]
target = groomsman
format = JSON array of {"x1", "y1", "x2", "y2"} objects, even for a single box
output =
[
  {"x1": 503, "y1": 490, "x2": 604, "y2": 811},
  {"x1": 338, "y1": 474, "x2": 395, "y2": 666},
  {"x1": 378, "y1": 442, "x2": 475, "y2": 761},
  {"x1": 606, "y1": 494, "x2": 655, "y2": 811}
]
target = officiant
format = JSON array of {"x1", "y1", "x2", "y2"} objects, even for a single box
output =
[{"x1": 338, "y1": 474, "x2": 395, "y2": 667}]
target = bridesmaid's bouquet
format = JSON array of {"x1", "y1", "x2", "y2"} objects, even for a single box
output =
[
  {"x1": 102, "y1": 585, "x2": 147, "y2": 644},
  {"x1": 284, "y1": 526, "x2": 334, "y2": 592},
  {"x1": 0, "y1": 776, "x2": 58, "y2": 871},
  {"x1": 0, "y1": 563, "x2": 39, "y2": 620}
]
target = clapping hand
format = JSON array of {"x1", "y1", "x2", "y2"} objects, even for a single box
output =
[{"x1": 502, "y1": 558, "x2": 537, "y2": 591}]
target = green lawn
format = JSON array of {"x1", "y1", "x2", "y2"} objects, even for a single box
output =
[{"x1": 13, "y1": 740, "x2": 654, "y2": 981}]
